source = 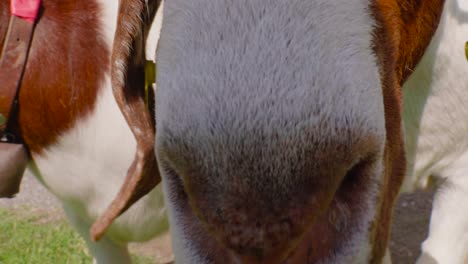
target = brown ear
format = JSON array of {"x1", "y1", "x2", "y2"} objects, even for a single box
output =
[
  {"x1": 90, "y1": 0, "x2": 162, "y2": 242},
  {"x1": 368, "y1": 0, "x2": 445, "y2": 261}
]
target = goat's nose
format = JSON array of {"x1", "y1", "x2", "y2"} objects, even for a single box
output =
[
  {"x1": 159, "y1": 111, "x2": 386, "y2": 262},
  {"x1": 206, "y1": 157, "x2": 381, "y2": 262},
  {"x1": 189, "y1": 183, "x2": 333, "y2": 262}
]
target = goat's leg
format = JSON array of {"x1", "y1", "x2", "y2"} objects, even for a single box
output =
[
  {"x1": 64, "y1": 206, "x2": 132, "y2": 264},
  {"x1": 416, "y1": 175, "x2": 468, "y2": 264}
]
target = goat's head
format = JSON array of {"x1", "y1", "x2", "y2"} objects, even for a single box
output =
[
  {"x1": 154, "y1": 0, "x2": 445, "y2": 262},
  {"x1": 98, "y1": 0, "x2": 445, "y2": 262}
]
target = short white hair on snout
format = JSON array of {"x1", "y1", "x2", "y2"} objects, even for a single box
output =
[{"x1": 154, "y1": 0, "x2": 387, "y2": 262}]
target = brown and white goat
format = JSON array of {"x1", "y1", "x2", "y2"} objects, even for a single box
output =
[
  {"x1": 105, "y1": 0, "x2": 468, "y2": 263},
  {"x1": 0, "y1": 1, "x2": 166, "y2": 263}
]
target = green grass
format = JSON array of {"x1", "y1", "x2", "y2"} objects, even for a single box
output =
[{"x1": 0, "y1": 208, "x2": 153, "y2": 264}]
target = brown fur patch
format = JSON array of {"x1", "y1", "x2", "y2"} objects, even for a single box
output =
[
  {"x1": 5, "y1": 0, "x2": 110, "y2": 153},
  {"x1": 0, "y1": 0, "x2": 9, "y2": 49},
  {"x1": 372, "y1": 0, "x2": 446, "y2": 85},
  {"x1": 369, "y1": 0, "x2": 445, "y2": 262}
]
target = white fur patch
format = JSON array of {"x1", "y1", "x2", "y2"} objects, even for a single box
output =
[
  {"x1": 456, "y1": 0, "x2": 468, "y2": 12},
  {"x1": 146, "y1": 1, "x2": 164, "y2": 61},
  {"x1": 403, "y1": 0, "x2": 468, "y2": 262},
  {"x1": 32, "y1": 78, "x2": 167, "y2": 242},
  {"x1": 161, "y1": 178, "x2": 202, "y2": 263},
  {"x1": 402, "y1": 0, "x2": 468, "y2": 192}
]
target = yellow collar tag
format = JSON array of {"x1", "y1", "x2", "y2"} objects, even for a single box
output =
[
  {"x1": 145, "y1": 60, "x2": 156, "y2": 107},
  {"x1": 465, "y1": 42, "x2": 468, "y2": 61}
]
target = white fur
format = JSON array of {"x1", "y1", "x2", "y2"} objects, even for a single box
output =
[
  {"x1": 156, "y1": 0, "x2": 386, "y2": 262},
  {"x1": 402, "y1": 0, "x2": 468, "y2": 262},
  {"x1": 161, "y1": 178, "x2": 201, "y2": 263},
  {"x1": 146, "y1": 1, "x2": 164, "y2": 61},
  {"x1": 29, "y1": 1, "x2": 167, "y2": 263}
]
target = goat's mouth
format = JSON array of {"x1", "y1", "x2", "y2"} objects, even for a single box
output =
[{"x1": 162, "y1": 155, "x2": 381, "y2": 263}]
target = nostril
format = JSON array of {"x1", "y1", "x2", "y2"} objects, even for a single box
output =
[
  {"x1": 339, "y1": 155, "x2": 376, "y2": 194},
  {"x1": 328, "y1": 155, "x2": 378, "y2": 233}
]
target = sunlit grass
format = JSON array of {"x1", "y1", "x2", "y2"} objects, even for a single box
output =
[{"x1": 0, "y1": 208, "x2": 153, "y2": 264}]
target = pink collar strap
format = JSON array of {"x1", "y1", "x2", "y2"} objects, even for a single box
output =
[{"x1": 10, "y1": 0, "x2": 41, "y2": 23}]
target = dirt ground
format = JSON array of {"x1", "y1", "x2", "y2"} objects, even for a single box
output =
[
  {"x1": 0, "y1": 173, "x2": 434, "y2": 263},
  {"x1": 391, "y1": 190, "x2": 434, "y2": 264}
]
